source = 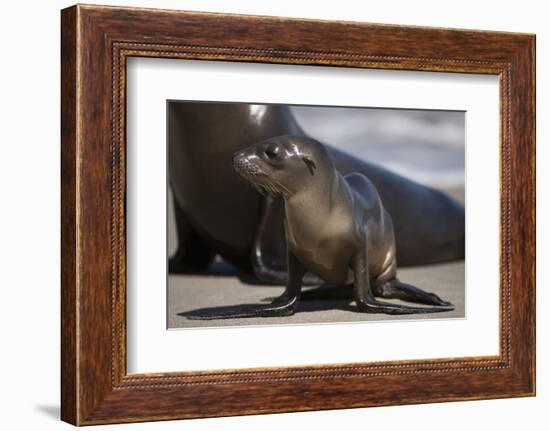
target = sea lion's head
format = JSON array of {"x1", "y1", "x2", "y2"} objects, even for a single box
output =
[{"x1": 232, "y1": 135, "x2": 330, "y2": 197}]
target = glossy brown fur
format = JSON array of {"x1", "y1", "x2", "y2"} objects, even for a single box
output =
[{"x1": 168, "y1": 101, "x2": 465, "y2": 274}]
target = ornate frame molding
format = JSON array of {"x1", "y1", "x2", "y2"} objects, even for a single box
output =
[{"x1": 61, "y1": 5, "x2": 534, "y2": 425}]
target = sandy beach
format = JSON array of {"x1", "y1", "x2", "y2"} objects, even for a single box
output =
[{"x1": 168, "y1": 259, "x2": 464, "y2": 329}]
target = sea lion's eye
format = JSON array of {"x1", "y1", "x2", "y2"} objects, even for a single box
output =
[{"x1": 264, "y1": 144, "x2": 280, "y2": 160}]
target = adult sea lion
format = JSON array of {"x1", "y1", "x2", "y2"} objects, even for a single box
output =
[
  {"x1": 168, "y1": 102, "x2": 464, "y2": 282},
  {"x1": 184, "y1": 136, "x2": 454, "y2": 319}
]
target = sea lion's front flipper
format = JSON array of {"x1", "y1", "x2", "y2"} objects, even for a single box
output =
[
  {"x1": 180, "y1": 296, "x2": 299, "y2": 320},
  {"x1": 253, "y1": 194, "x2": 322, "y2": 286},
  {"x1": 353, "y1": 247, "x2": 454, "y2": 315},
  {"x1": 182, "y1": 251, "x2": 306, "y2": 320},
  {"x1": 168, "y1": 195, "x2": 214, "y2": 274}
]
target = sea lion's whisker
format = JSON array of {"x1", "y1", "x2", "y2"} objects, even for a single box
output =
[
  {"x1": 267, "y1": 184, "x2": 278, "y2": 195},
  {"x1": 270, "y1": 179, "x2": 292, "y2": 197},
  {"x1": 260, "y1": 180, "x2": 275, "y2": 195},
  {"x1": 278, "y1": 183, "x2": 292, "y2": 196}
]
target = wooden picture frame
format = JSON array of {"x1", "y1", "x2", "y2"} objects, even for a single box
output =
[{"x1": 61, "y1": 4, "x2": 535, "y2": 425}]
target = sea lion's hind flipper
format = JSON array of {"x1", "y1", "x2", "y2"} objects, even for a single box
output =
[
  {"x1": 374, "y1": 279, "x2": 453, "y2": 307},
  {"x1": 356, "y1": 298, "x2": 454, "y2": 315},
  {"x1": 180, "y1": 298, "x2": 298, "y2": 320},
  {"x1": 353, "y1": 247, "x2": 454, "y2": 315}
]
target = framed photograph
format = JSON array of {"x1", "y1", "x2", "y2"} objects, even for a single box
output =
[{"x1": 61, "y1": 4, "x2": 535, "y2": 425}]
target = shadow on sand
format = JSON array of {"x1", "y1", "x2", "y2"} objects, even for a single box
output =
[{"x1": 178, "y1": 284, "x2": 357, "y2": 320}]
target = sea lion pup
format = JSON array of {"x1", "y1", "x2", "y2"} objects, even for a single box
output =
[
  {"x1": 168, "y1": 102, "x2": 465, "y2": 281},
  {"x1": 185, "y1": 136, "x2": 454, "y2": 319}
]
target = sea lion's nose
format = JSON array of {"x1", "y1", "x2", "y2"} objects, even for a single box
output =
[
  {"x1": 232, "y1": 152, "x2": 248, "y2": 172},
  {"x1": 232, "y1": 151, "x2": 246, "y2": 164}
]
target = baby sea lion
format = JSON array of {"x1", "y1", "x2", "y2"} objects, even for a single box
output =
[
  {"x1": 168, "y1": 102, "x2": 465, "y2": 282},
  {"x1": 184, "y1": 136, "x2": 454, "y2": 319}
]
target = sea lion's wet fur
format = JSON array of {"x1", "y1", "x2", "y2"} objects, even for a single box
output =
[
  {"x1": 168, "y1": 103, "x2": 464, "y2": 282},
  {"x1": 184, "y1": 136, "x2": 454, "y2": 319}
]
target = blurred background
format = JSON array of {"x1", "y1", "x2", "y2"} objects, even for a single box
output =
[{"x1": 292, "y1": 106, "x2": 465, "y2": 190}]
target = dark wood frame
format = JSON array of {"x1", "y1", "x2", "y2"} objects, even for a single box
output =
[{"x1": 61, "y1": 4, "x2": 535, "y2": 426}]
